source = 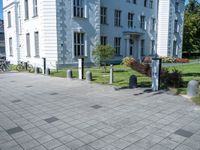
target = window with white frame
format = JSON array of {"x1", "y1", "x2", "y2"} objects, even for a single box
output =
[
  {"x1": 128, "y1": 12, "x2": 134, "y2": 28},
  {"x1": 174, "y1": 20, "x2": 178, "y2": 33},
  {"x1": 114, "y1": 37, "x2": 121, "y2": 56},
  {"x1": 144, "y1": 0, "x2": 148, "y2": 7},
  {"x1": 151, "y1": 40, "x2": 155, "y2": 55},
  {"x1": 24, "y1": 0, "x2": 29, "y2": 19},
  {"x1": 149, "y1": 0, "x2": 153, "y2": 8},
  {"x1": 151, "y1": 18, "x2": 156, "y2": 31},
  {"x1": 114, "y1": 10, "x2": 121, "y2": 27},
  {"x1": 141, "y1": 39, "x2": 145, "y2": 56},
  {"x1": 175, "y1": 2, "x2": 179, "y2": 12},
  {"x1": 127, "y1": 0, "x2": 137, "y2": 4},
  {"x1": 9, "y1": 37, "x2": 13, "y2": 56},
  {"x1": 26, "y1": 33, "x2": 31, "y2": 57},
  {"x1": 101, "y1": 7, "x2": 107, "y2": 24},
  {"x1": 73, "y1": 0, "x2": 84, "y2": 18},
  {"x1": 34, "y1": 32, "x2": 39, "y2": 57},
  {"x1": 33, "y1": 0, "x2": 38, "y2": 17},
  {"x1": 140, "y1": 15, "x2": 145, "y2": 29},
  {"x1": 100, "y1": 36, "x2": 107, "y2": 45},
  {"x1": 7, "y1": 11, "x2": 11, "y2": 27},
  {"x1": 74, "y1": 32, "x2": 85, "y2": 57},
  {"x1": 173, "y1": 40, "x2": 177, "y2": 56}
]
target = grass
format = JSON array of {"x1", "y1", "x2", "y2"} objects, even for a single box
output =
[
  {"x1": 50, "y1": 65, "x2": 152, "y2": 88},
  {"x1": 166, "y1": 64, "x2": 200, "y2": 94},
  {"x1": 47, "y1": 63, "x2": 200, "y2": 104}
]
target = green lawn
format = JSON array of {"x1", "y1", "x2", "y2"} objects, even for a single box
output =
[
  {"x1": 166, "y1": 64, "x2": 200, "y2": 93},
  {"x1": 51, "y1": 63, "x2": 200, "y2": 103},
  {"x1": 50, "y1": 65, "x2": 152, "y2": 88}
]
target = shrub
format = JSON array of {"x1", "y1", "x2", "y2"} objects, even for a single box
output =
[
  {"x1": 142, "y1": 56, "x2": 152, "y2": 64},
  {"x1": 175, "y1": 58, "x2": 189, "y2": 63},
  {"x1": 160, "y1": 57, "x2": 176, "y2": 63},
  {"x1": 160, "y1": 68, "x2": 183, "y2": 88},
  {"x1": 122, "y1": 57, "x2": 136, "y2": 67}
]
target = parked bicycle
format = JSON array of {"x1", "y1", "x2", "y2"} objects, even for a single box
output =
[
  {"x1": 0, "y1": 59, "x2": 12, "y2": 72},
  {"x1": 16, "y1": 61, "x2": 34, "y2": 72}
]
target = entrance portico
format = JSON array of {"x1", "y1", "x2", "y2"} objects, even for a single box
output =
[{"x1": 124, "y1": 32, "x2": 144, "y2": 61}]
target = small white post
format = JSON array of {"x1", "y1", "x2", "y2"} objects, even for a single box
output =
[
  {"x1": 78, "y1": 58, "x2": 84, "y2": 80},
  {"x1": 110, "y1": 64, "x2": 113, "y2": 84},
  {"x1": 152, "y1": 58, "x2": 161, "y2": 91}
]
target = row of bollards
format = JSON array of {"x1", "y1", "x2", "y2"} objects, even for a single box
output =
[
  {"x1": 35, "y1": 67, "x2": 50, "y2": 76},
  {"x1": 67, "y1": 70, "x2": 93, "y2": 81}
]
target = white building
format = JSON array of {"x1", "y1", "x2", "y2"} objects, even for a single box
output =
[{"x1": 3, "y1": 0, "x2": 185, "y2": 69}]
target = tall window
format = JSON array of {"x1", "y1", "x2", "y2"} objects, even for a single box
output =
[
  {"x1": 141, "y1": 39, "x2": 145, "y2": 56},
  {"x1": 174, "y1": 20, "x2": 178, "y2": 33},
  {"x1": 151, "y1": 40, "x2": 155, "y2": 55},
  {"x1": 151, "y1": 18, "x2": 155, "y2": 31},
  {"x1": 175, "y1": 2, "x2": 179, "y2": 12},
  {"x1": 149, "y1": 0, "x2": 153, "y2": 8},
  {"x1": 140, "y1": 15, "x2": 145, "y2": 29},
  {"x1": 74, "y1": 32, "x2": 84, "y2": 56},
  {"x1": 100, "y1": 36, "x2": 107, "y2": 45},
  {"x1": 144, "y1": 0, "x2": 148, "y2": 7},
  {"x1": 26, "y1": 33, "x2": 31, "y2": 57},
  {"x1": 24, "y1": 0, "x2": 29, "y2": 19},
  {"x1": 34, "y1": 32, "x2": 39, "y2": 57},
  {"x1": 33, "y1": 0, "x2": 38, "y2": 17},
  {"x1": 114, "y1": 37, "x2": 121, "y2": 56},
  {"x1": 173, "y1": 40, "x2": 177, "y2": 56},
  {"x1": 7, "y1": 11, "x2": 11, "y2": 27},
  {"x1": 101, "y1": 7, "x2": 107, "y2": 24},
  {"x1": 9, "y1": 37, "x2": 13, "y2": 56},
  {"x1": 73, "y1": 0, "x2": 84, "y2": 18},
  {"x1": 128, "y1": 13, "x2": 134, "y2": 28},
  {"x1": 114, "y1": 10, "x2": 121, "y2": 27},
  {"x1": 133, "y1": 0, "x2": 137, "y2": 4}
]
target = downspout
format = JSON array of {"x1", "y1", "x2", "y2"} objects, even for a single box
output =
[{"x1": 15, "y1": 0, "x2": 20, "y2": 63}]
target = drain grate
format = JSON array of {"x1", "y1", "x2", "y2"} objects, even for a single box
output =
[
  {"x1": 25, "y1": 85, "x2": 33, "y2": 88},
  {"x1": 11, "y1": 100, "x2": 22, "y2": 103},
  {"x1": 6, "y1": 127, "x2": 23, "y2": 135},
  {"x1": 50, "y1": 92, "x2": 58, "y2": 95},
  {"x1": 174, "y1": 129, "x2": 194, "y2": 138},
  {"x1": 91, "y1": 105, "x2": 102, "y2": 109},
  {"x1": 44, "y1": 117, "x2": 59, "y2": 123}
]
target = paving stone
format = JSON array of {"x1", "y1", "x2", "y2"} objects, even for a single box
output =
[
  {"x1": 44, "y1": 117, "x2": 59, "y2": 123},
  {"x1": 111, "y1": 139, "x2": 131, "y2": 149},
  {"x1": 79, "y1": 135, "x2": 97, "y2": 144},
  {"x1": 89, "y1": 139, "x2": 107, "y2": 149},
  {"x1": 174, "y1": 129, "x2": 194, "y2": 138},
  {"x1": 159, "y1": 139, "x2": 180, "y2": 149},
  {"x1": 58, "y1": 135, "x2": 76, "y2": 144},
  {"x1": 66, "y1": 139, "x2": 85, "y2": 150},
  {"x1": 43, "y1": 139, "x2": 63, "y2": 150},
  {"x1": 36, "y1": 135, "x2": 54, "y2": 144},
  {"x1": 53, "y1": 145, "x2": 71, "y2": 150},
  {"x1": 30, "y1": 145, "x2": 47, "y2": 150},
  {"x1": 6, "y1": 127, "x2": 23, "y2": 135},
  {"x1": 100, "y1": 145, "x2": 120, "y2": 150},
  {"x1": 174, "y1": 144, "x2": 195, "y2": 150},
  {"x1": 20, "y1": 140, "x2": 40, "y2": 149},
  {"x1": 101, "y1": 135, "x2": 118, "y2": 144},
  {"x1": 123, "y1": 144, "x2": 146, "y2": 150}
]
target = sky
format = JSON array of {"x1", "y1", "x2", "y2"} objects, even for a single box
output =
[{"x1": 0, "y1": 0, "x2": 199, "y2": 20}]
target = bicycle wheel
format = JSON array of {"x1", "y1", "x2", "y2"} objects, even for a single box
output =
[
  {"x1": 27, "y1": 64, "x2": 34, "y2": 73},
  {"x1": 16, "y1": 64, "x2": 24, "y2": 72},
  {"x1": 0, "y1": 64, "x2": 6, "y2": 72},
  {"x1": 5, "y1": 64, "x2": 12, "y2": 71}
]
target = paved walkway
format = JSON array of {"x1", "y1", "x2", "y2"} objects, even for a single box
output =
[{"x1": 0, "y1": 73, "x2": 200, "y2": 150}]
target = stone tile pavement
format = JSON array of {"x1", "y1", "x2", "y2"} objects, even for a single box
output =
[{"x1": 0, "y1": 72, "x2": 200, "y2": 150}]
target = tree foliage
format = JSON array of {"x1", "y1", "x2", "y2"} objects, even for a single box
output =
[
  {"x1": 183, "y1": 0, "x2": 200, "y2": 54},
  {"x1": 92, "y1": 45, "x2": 115, "y2": 71},
  {"x1": 92, "y1": 44, "x2": 115, "y2": 65}
]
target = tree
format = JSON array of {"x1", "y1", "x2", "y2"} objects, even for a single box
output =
[
  {"x1": 183, "y1": 0, "x2": 200, "y2": 56},
  {"x1": 92, "y1": 45, "x2": 115, "y2": 72}
]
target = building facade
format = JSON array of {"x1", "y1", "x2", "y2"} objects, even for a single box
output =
[{"x1": 3, "y1": 0, "x2": 185, "y2": 69}]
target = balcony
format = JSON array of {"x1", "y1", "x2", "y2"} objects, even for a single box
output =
[{"x1": 123, "y1": 25, "x2": 145, "y2": 36}]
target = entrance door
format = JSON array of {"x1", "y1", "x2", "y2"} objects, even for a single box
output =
[{"x1": 129, "y1": 38, "x2": 134, "y2": 56}]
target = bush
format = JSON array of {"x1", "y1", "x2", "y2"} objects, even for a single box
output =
[
  {"x1": 160, "y1": 57, "x2": 176, "y2": 63},
  {"x1": 122, "y1": 57, "x2": 136, "y2": 67},
  {"x1": 161, "y1": 68, "x2": 183, "y2": 88},
  {"x1": 175, "y1": 58, "x2": 189, "y2": 63},
  {"x1": 142, "y1": 56, "x2": 152, "y2": 64}
]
